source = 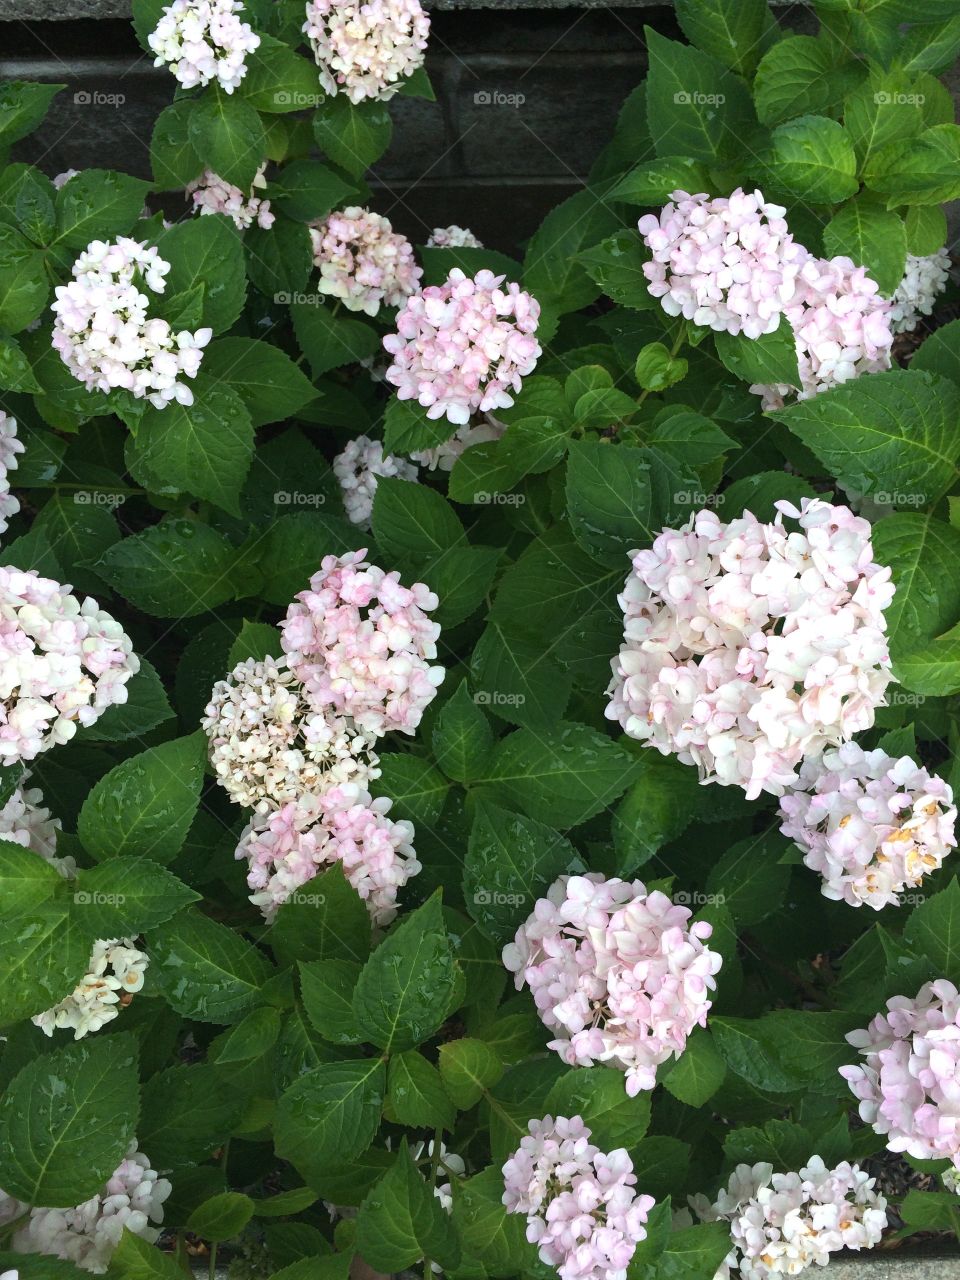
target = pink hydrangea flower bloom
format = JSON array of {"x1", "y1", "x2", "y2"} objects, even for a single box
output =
[
  {"x1": 186, "y1": 163, "x2": 274, "y2": 230},
  {"x1": 605, "y1": 498, "x2": 896, "y2": 800},
  {"x1": 411, "y1": 413, "x2": 506, "y2": 472},
  {"x1": 303, "y1": 0, "x2": 429, "y2": 103},
  {"x1": 0, "y1": 411, "x2": 24, "y2": 535},
  {"x1": 149, "y1": 0, "x2": 259, "y2": 92},
  {"x1": 310, "y1": 208, "x2": 422, "y2": 317},
  {"x1": 236, "y1": 784, "x2": 420, "y2": 923},
  {"x1": 841, "y1": 980, "x2": 960, "y2": 1168},
  {"x1": 333, "y1": 435, "x2": 419, "y2": 527},
  {"x1": 690, "y1": 1158, "x2": 887, "y2": 1280},
  {"x1": 503, "y1": 874, "x2": 722, "y2": 1094},
  {"x1": 383, "y1": 268, "x2": 542, "y2": 426},
  {"x1": 503, "y1": 1115, "x2": 655, "y2": 1280},
  {"x1": 427, "y1": 225, "x2": 483, "y2": 249},
  {"x1": 889, "y1": 248, "x2": 951, "y2": 334},
  {"x1": 779, "y1": 743, "x2": 956, "y2": 909},
  {"x1": 280, "y1": 550, "x2": 444, "y2": 736}
]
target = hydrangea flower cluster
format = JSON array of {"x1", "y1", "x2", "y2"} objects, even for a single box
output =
[
  {"x1": 310, "y1": 207, "x2": 421, "y2": 317},
  {"x1": 236, "y1": 783, "x2": 419, "y2": 923},
  {"x1": 0, "y1": 567, "x2": 139, "y2": 763},
  {"x1": 889, "y1": 248, "x2": 951, "y2": 334},
  {"x1": 383, "y1": 268, "x2": 542, "y2": 425},
  {"x1": 504, "y1": 874, "x2": 722, "y2": 1095},
  {"x1": 32, "y1": 938, "x2": 149, "y2": 1040},
  {"x1": 51, "y1": 238, "x2": 212, "y2": 409},
  {"x1": 332, "y1": 434, "x2": 419, "y2": 527},
  {"x1": 303, "y1": 0, "x2": 430, "y2": 103},
  {"x1": 203, "y1": 654, "x2": 380, "y2": 812},
  {"x1": 411, "y1": 414, "x2": 506, "y2": 472},
  {"x1": 149, "y1": 0, "x2": 260, "y2": 92},
  {"x1": 605, "y1": 499, "x2": 895, "y2": 800},
  {"x1": 0, "y1": 779, "x2": 68, "y2": 875},
  {"x1": 751, "y1": 255, "x2": 893, "y2": 410},
  {"x1": 0, "y1": 411, "x2": 23, "y2": 535},
  {"x1": 841, "y1": 979, "x2": 960, "y2": 1167},
  {"x1": 3, "y1": 1142, "x2": 171, "y2": 1274},
  {"x1": 778, "y1": 743, "x2": 956, "y2": 909},
  {"x1": 690, "y1": 1158, "x2": 887, "y2": 1280},
  {"x1": 502, "y1": 1115, "x2": 655, "y2": 1280},
  {"x1": 280, "y1": 549, "x2": 443, "y2": 736},
  {"x1": 186, "y1": 162, "x2": 274, "y2": 230},
  {"x1": 427, "y1": 225, "x2": 483, "y2": 249}
]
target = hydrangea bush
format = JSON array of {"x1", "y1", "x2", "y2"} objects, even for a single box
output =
[{"x1": 2, "y1": 0, "x2": 960, "y2": 1277}]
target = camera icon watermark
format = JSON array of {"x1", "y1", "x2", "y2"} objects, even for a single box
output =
[
  {"x1": 673, "y1": 490, "x2": 723, "y2": 506},
  {"x1": 473, "y1": 89, "x2": 526, "y2": 108},
  {"x1": 74, "y1": 890, "x2": 126, "y2": 906},
  {"x1": 896, "y1": 891, "x2": 926, "y2": 906},
  {"x1": 674, "y1": 890, "x2": 725, "y2": 907},
  {"x1": 473, "y1": 690, "x2": 526, "y2": 707},
  {"x1": 673, "y1": 89, "x2": 725, "y2": 106},
  {"x1": 473, "y1": 888, "x2": 526, "y2": 907},
  {"x1": 873, "y1": 491, "x2": 926, "y2": 508},
  {"x1": 474, "y1": 490, "x2": 525, "y2": 506},
  {"x1": 74, "y1": 89, "x2": 125, "y2": 107},
  {"x1": 273, "y1": 291, "x2": 323, "y2": 306},
  {"x1": 276, "y1": 890, "x2": 326, "y2": 907},
  {"x1": 75, "y1": 490, "x2": 126, "y2": 509},
  {"x1": 273, "y1": 90, "x2": 326, "y2": 107},
  {"x1": 874, "y1": 91, "x2": 925, "y2": 106},
  {"x1": 274, "y1": 490, "x2": 326, "y2": 507}
]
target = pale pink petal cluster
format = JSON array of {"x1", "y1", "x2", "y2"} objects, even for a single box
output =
[
  {"x1": 691, "y1": 1158, "x2": 886, "y2": 1280},
  {"x1": 51, "y1": 238, "x2": 212, "y2": 410},
  {"x1": 751, "y1": 255, "x2": 893, "y2": 409},
  {"x1": 31, "y1": 938, "x2": 148, "y2": 1040},
  {"x1": 0, "y1": 779, "x2": 68, "y2": 875},
  {"x1": 236, "y1": 782, "x2": 419, "y2": 923},
  {"x1": 0, "y1": 411, "x2": 23, "y2": 535},
  {"x1": 186, "y1": 162, "x2": 274, "y2": 230},
  {"x1": 281, "y1": 549, "x2": 443, "y2": 736},
  {"x1": 149, "y1": 0, "x2": 259, "y2": 92},
  {"x1": 53, "y1": 168, "x2": 80, "y2": 189},
  {"x1": 503, "y1": 1115, "x2": 655, "y2": 1280},
  {"x1": 333, "y1": 434, "x2": 419, "y2": 527},
  {"x1": 504, "y1": 874, "x2": 722, "y2": 1095},
  {"x1": 427, "y1": 225, "x2": 483, "y2": 249},
  {"x1": 303, "y1": 0, "x2": 429, "y2": 103},
  {"x1": 7, "y1": 1141, "x2": 171, "y2": 1274},
  {"x1": 0, "y1": 567, "x2": 139, "y2": 762},
  {"x1": 411, "y1": 413, "x2": 506, "y2": 472},
  {"x1": 841, "y1": 979, "x2": 960, "y2": 1168},
  {"x1": 310, "y1": 207, "x2": 421, "y2": 317},
  {"x1": 384, "y1": 268, "x2": 542, "y2": 426},
  {"x1": 889, "y1": 248, "x2": 951, "y2": 334},
  {"x1": 203, "y1": 654, "x2": 380, "y2": 813},
  {"x1": 605, "y1": 498, "x2": 895, "y2": 800},
  {"x1": 638, "y1": 188, "x2": 808, "y2": 340},
  {"x1": 778, "y1": 743, "x2": 956, "y2": 909}
]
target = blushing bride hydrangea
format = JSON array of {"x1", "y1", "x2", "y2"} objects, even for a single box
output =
[
  {"x1": 411, "y1": 414, "x2": 506, "y2": 472},
  {"x1": 0, "y1": 567, "x2": 139, "y2": 762},
  {"x1": 427, "y1": 225, "x2": 483, "y2": 249},
  {"x1": 186, "y1": 163, "x2": 274, "y2": 230},
  {"x1": 383, "y1": 268, "x2": 542, "y2": 426},
  {"x1": 0, "y1": 779, "x2": 68, "y2": 875},
  {"x1": 503, "y1": 1115, "x2": 655, "y2": 1280},
  {"x1": 841, "y1": 979, "x2": 960, "y2": 1168},
  {"x1": 504, "y1": 874, "x2": 722, "y2": 1095},
  {"x1": 690, "y1": 1158, "x2": 887, "y2": 1280},
  {"x1": 333, "y1": 435, "x2": 418, "y2": 527},
  {"x1": 280, "y1": 550, "x2": 443, "y2": 736},
  {"x1": 149, "y1": 0, "x2": 260, "y2": 92},
  {"x1": 4, "y1": 1142, "x2": 171, "y2": 1274},
  {"x1": 51, "y1": 238, "x2": 212, "y2": 409},
  {"x1": 311, "y1": 207, "x2": 421, "y2": 317},
  {"x1": 303, "y1": 0, "x2": 430, "y2": 104},
  {"x1": 889, "y1": 248, "x2": 951, "y2": 334},
  {"x1": 203, "y1": 654, "x2": 379, "y2": 812},
  {"x1": 778, "y1": 743, "x2": 956, "y2": 909},
  {"x1": 32, "y1": 939, "x2": 149, "y2": 1040},
  {"x1": 236, "y1": 784, "x2": 419, "y2": 923},
  {"x1": 0, "y1": 411, "x2": 23, "y2": 536},
  {"x1": 605, "y1": 498, "x2": 895, "y2": 800}
]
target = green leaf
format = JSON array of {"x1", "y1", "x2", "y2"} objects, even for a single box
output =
[
  {"x1": 905, "y1": 204, "x2": 947, "y2": 256},
  {"x1": 80, "y1": 657, "x2": 174, "y2": 744},
  {"x1": 0, "y1": 224, "x2": 48, "y2": 332},
  {"x1": 157, "y1": 215, "x2": 247, "y2": 333},
  {"x1": 31, "y1": 492, "x2": 120, "y2": 595},
  {"x1": 188, "y1": 89, "x2": 266, "y2": 189},
  {"x1": 373, "y1": 753, "x2": 449, "y2": 827},
  {"x1": 77, "y1": 732, "x2": 207, "y2": 865},
  {"x1": 0, "y1": 80, "x2": 64, "y2": 147},
  {"x1": 845, "y1": 70, "x2": 928, "y2": 168},
  {"x1": 254, "y1": 511, "x2": 358, "y2": 605},
  {"x1": 291, "y1": 298, "x2": 380, "y2": 376},
  {"x1": 0, "y1": 333, "x2": 42, "y2": 392},
  {"x1": 724, "y1": 1118, "x2": 811, "y2": 1172},
  {"x1": 763, "y1": 115, "x2": 859, "y2": 202},
  {"x1": 545, "y1": 1067, "x2": 652, "y2": 1150},
  {"x1": 649, "y1": 410, "x2": 738, "y2": 469},
  {"x1": 128, "y1": 381, "x2": 254, "y2": 515},
  {"x1": 913, "y1": 318, "x2": 960, "y2": 387},
  {"x1": 352, "y1": 894, "x2": 461, "y2": 1051},
  {"x1": 275, "y1": 1059, "x2": 386, "y2": 1187},
  {"x1": 865, "y1": 124, "x2": 960, "y2": 206},
  {"x1": 712, "y1": 1016, "x2": 806, "y2": 1092},
  {"x1": 267, "y1": 157, "x2": 355, "y2": 220},
  {"x1": 901, "y1": 1189, "x2": 960, "y2": 1234},
  {"x1": 139, "y1": 1063, "x2": 245, "y2": 1166},
  {"x1": 418, "y1": 244, "x2": 522, "y2": 288},
  {"x1": 187, "y1": 1192, "x2": 255, "y2": 1242},
  {"x1": 438, "y1": 1038, "x2": 504, "y2": 1109},
  {"x1": 240, "y1": 35, "x2": 325, "y2": 114},
  {"x1": 150, "y1": 100, "x2": 202, "y2": 189},
  {"x1": 481, "y1": 722, "x2": 641, "y2": 828},
  {"x1": 608, "y1": 155, "x2": 712, "y2": 206},
  {"x1": 464, "y1": 800, "x2": 576, "y2": 944},
  {"x1": 633, "y1": 343, "x2": 687, "y2": 392},
  {"x1": 97, "y1": 519, "x2": 249, "y2": 617},
  {"x1": 112, "y1": 1230, "x2": 187, "y2": 1280},
  {"x1": 72, "y1": 857, "x2": 200, "y2": 934},
  {"x1": 0, "y1": 163, "x2": 56, "y2": 247},
  {"x1": 432, "y1": 680, "x2": 494, "y2": 783},
  {"x1": 53, "y1": 169, "x2": 151, "y2": 249},
  {"x1": 659, "y1": 1222, "x2": 742, "y2": 1280},
  {"x1": 355, "y1": 1140, "x2": 461, "y2": 1273},
  {"x1": 706, "y1": 828, "x2": 791, "y2": 925},
  {"x1": 715, "y1": 321, "x2": 800, "y2": 390},
  {"x1": 383, "y1": 397, "x2": 454, "y2": 456},
  {"x1": 612, "y1": 752, "x2": 703, "y2": 875},
  {"x1": 753, "y1": 36, "x2": 855, "y2": 126},
  {"x1": 578, "y1": 230, "x2": 654, "y2": 312},
  {"x1": 250, "y1": 1187, "x2": 319, "y2": 1217},
  {"x1": 266, "y1": 861, "x2": 372, "y2": 968},
  {"x1": 313, "y1": 96, "x2": 393, "y2": 178},
  {"x1": 675, "y1": 0, "x2": 773, "y2": 77},
  {"x1": 150, "y1": 907, "x2": 274, "y2": 1023},
  {"x1": 372, "y1": 476, "x2": 465, "y2": 562},
  {"x1": 772, "y1": 369, "x2": 960, "y2": 504},
  {"x1": 386, "y1": 1050, "x2": 456, "y2": 1130},
  {"x1": 904, "y1": 878, "x2": 960, "y2": 984},
  {"x1": 300, "y1": 958, "x2": 364, "y2": 1045},
  {"x1": 0, "y1": 1033, "x2": 138, "y2": 1205},
  {"x1": 470, "y1": 624, "x2": 572, "y2": 732},
  {"x1": 823, "y1": 202, "x2": 906, "y2": 295},
  {"x1": 199, "y1": 338, "x2": 317, "y2": 427},
  {"x1": 523, "y1": 187, "x2": 622, "y2": 316},
  {"x1": 246, "y1": 214, "x2": 313, "y2": 298},
  {"x1": 564, "y1": 440, "x2": 652, "y2": 561},
  {"x1": 662, "y1": 1028, "x2": 726, "y2": 1106},
  {"x1": 215, "y1": 1006, "x2": 282, "y2": 1063},
  {"x1": 760, "y1": 1010, "x2": 859, "y2": 1094}
]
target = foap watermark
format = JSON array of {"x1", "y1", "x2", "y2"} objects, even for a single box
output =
[
  {"x1": 474, "y1": 690, "x2": 526, "y2": 708},
  {"x1": 75, "y1": 489, "x2": 127, "y2": 509},
  {"x1": 74, "y1": 890, "x2": 126, "y2": 906},
  {"x1": 274, "y1": 890, "x2": 327, "y2": 908},
  {"x1": 890, "y1": 690, "x2": 927, "y2": 708},
  {"x1": 473, "y1": 889, "x2": 526, "y2": 907},
  {"x1": 896, "y1": 891, "x2": 926, "y2": 907},
  {"x1": 674, "y1": 890, "x2": 725, "y2": 907},
  {"x1": 74, "y1": 89, "x2": 126, "y2": 107},
  {"x1": 274, "y1": 291, "x2": 324, "y2": 306},
  {"x1": 474, "y1": 89, "x2": 526, "y2": 108},
  {"x1": 873, "y1": 491, "x2": 927, "y2": 508},
  {"x1": 674, "y1": 89, "x2": 725, "y2": 106},
  {"x1": 874, "y1": 91, "x2": 925, "y2": 107},
  {"x1": 273, "y1": 90, "x2": 326, "y2": 108},
  {"x1": 673, "y1": 490, "x2": 724, "y2": 506},
  {"x1": 474, "y1": 490, "x2": 525, "y2": 506},
  {"x1": 275, "y1": 490, "x2": 327, "y2": 508}
]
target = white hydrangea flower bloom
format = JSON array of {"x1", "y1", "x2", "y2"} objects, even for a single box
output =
[
  {"x1": 149, "y1": 0, "x2": 260, "y2": 92},
  {"x1": 0, "y1": 412, "x2": 24, "y2": 536},
  {"x1": 0, "y1": 779, "x2": 69, "y2": 875},
  {"x1": 427, "y1": 225, "x2": 483, "y2": 249},
  {"x1": 333, "y1": 435, "x2": 419, "y2": 527},
  {"x1": 32, "y1": 939, "x2": 148, "y2": 1040},
  {"x1": 889, "y1": 248, "x2": 951, "y2": 334},
  {"x1": 186, "y1": 163, "x2": 275, "y2": 230},
  {"x1": 303, "y1": 0, "x2": 429, "y2": 104}
]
